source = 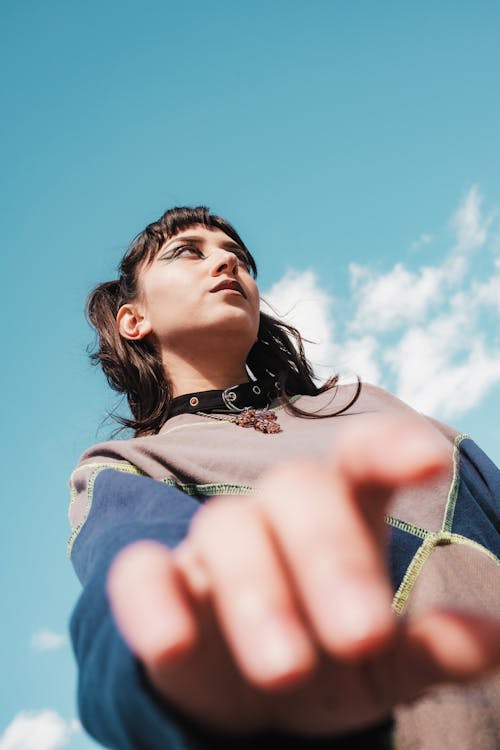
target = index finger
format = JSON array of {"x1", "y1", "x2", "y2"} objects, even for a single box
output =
[
  {"x1": 256, "y1": 416, "x2": 449, "y2": 660},
  {"x1": 331, "y1": 413, "x2": 450, "y2": 488},
  {"x1": 328, "y1": 413, "x2": 450, "y2": 539}
]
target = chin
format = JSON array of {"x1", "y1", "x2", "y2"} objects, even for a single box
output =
[{"x1": 209, "y1": 307, "x2": 258, "y2": 333}]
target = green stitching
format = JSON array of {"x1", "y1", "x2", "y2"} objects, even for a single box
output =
[
  {"x1": 444, "y1": 532, "x2": 500, "y2": 565},
  {"x1": 68, "y1": 462, "x2": 257, "y2": 556},
  {"x1": 67, "y1": 462, "x2": 146, "y2": 557},
  {"x1": 390, "y1": 525, "x2": 500, "y2": 615},
  {"x1": 392, "y1": 534, "x2": 435, "y2": 615},
  {"x1": 384, "y1": 516, "x2": 428, "y2": 540},
  {"x1": 442, "y1": 433, "x2": 470, "y2": 533},
  {"x1": 162, "y1": 478, "x2": 254, "y2": 497},
  {"x1": 68, "y1": 461, "x2": 146, "y2": 509},
  {"x1": 160, "y1": 420, "x2": 227, "y2": 437}
]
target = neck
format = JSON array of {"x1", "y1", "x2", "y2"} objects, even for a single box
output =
[{"x1": 162, "y1": 346, "x2": 251, "y2": 397}]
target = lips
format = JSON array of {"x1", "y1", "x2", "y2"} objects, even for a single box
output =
[{"x1": 210, "y1": 279, "x2": 247, "y2": 298}]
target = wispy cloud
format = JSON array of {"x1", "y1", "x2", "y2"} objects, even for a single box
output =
[
  {"x1": 409, "y1": 232, "x2": 433, "y2": 252},
  {"x1": 263, "y1": 186, "x2": 500, "y2": 420},
  {"x1": 349, "y1": 261, "x2": 446, "y2": 334},
  {"x1": 263, "y1": 269, "x2": 335, "y2": 368},
  {"x1": 0, "y1": 711, "x2": 80, "y2": 750},
  {"x1": 451, "y1": 183, "x2": 492, "y2": 253},
  {"x1": 30, "y1": 630, "x2": 67, "y2": 652}
]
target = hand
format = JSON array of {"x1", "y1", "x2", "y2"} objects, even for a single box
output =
[{"x1": 107, "y1": 416, "x2": 500, "y2": 736}]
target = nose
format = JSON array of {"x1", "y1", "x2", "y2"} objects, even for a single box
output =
[{"x1": 210, "y1": 248, "x2": 239, "y2": 277}]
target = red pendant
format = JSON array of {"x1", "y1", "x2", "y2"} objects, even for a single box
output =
[{"x1": 234, "y1": 409, "x2": 281, "y2": 433}]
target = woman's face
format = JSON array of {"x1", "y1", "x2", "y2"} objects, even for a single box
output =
[{"x1": 124, "y1": 225, "x2": 260, "y2": 354}]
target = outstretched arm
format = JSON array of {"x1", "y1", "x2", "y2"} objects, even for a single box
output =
[
  {"x1": 71, "y1": 469, "x2": 393, "y2": 748},
  {"x1": 107, "y1": 416, "x2": 500, "y2": 739}
]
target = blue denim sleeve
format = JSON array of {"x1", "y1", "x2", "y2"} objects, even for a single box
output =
[
  {"x1": 69, "y1": 469, "x2": 393, "y2": 749},
  {"x1": 70, "y1": 469, "x2": 210, "y2": 748}
]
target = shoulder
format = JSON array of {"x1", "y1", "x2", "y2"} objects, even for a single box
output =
[
  {"x1": 70, "y1": 436, "x2": 147, "y2": 506},
  {"x1": 76, "y1": 433, "x2": 141, "y2": 467},
  {"x1": 335, "y1": 381, "x2": 461, "y2": 443},
  {"x1": 352, "y1": 382, "x2": 420, "y2": 415},
  {"x1": 352, "y1": 383, "x2": 460, "y2": 432},
  {"x1": 355, "y1": 382, "x2": 458, "y2": 423},
  {"x1": 303, "y1": 380, "x2": 422, "y2": 418},
  {"x1": 68, "y1": 436, "x2": 146, "y2": 538},
  {"x1": 291, "y1": 381, "x2": 438, "y2": 422}
]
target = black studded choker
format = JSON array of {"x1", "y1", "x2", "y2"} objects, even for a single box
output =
[{"x1": 168, "y1": 377, "x2": 281, "y2": 418}]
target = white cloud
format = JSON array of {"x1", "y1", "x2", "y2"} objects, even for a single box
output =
[
  {"x1": 262, "y1": 272, "x2": 382, "y2": 384},
  {"x1": 347, "y1": 185, "x2": 496, "y2": 336},
  {"x1": 349, "y1": 262, "x2": 446, "y2": 333},
  {"x1": 262, "y1": 269, "x2": 336, "y2": 377},
  {"x1": 384, "y1": 315, "x2": 500, "y2": 418},
  {"x1": 262, "y1": 186, "x2": 500, "y2": 421},
  {"x1": 31, "y1": 630, "x2": 67, "y2": 652},
  {"x1": 0, "y1": 711, "x2": 80, "y2": 750},
  {"x1": 329, "y1": 335, "x2": 382, "y2": 385},
  {"x1": 262, "y1": 269, "x2": 334, "y2": 343},
  {"x1": 471, "y1": 258, "x2": 500, "y2": 314},
  {"x1": 451, "y1": 183, "x2": 491, "y2": 253}
]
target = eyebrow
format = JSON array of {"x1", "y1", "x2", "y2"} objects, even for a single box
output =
[{"x1": 162, "y1": 235, "x2": 244, "y2": 252}]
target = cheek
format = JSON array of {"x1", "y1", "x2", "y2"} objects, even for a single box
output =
[
  {"x1": 249, "y1": 287, "x2": 261, "y2": 334},
  {"x1": 140, "y1": 271, "x2": 184, "y2": 317},
  {"x1": 142, "y1": 284, "x2": 170, "y2": 322},
  {"x1": 250, "y1": 284, "x2": 261, "y2": 317},
  {"x1": 246, "y1": 276, "x2": 259, "y2": 301}
]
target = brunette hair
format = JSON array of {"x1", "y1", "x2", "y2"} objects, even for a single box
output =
[{"x1": 87, "y1": 206, "x2": 360, "y2": 436}]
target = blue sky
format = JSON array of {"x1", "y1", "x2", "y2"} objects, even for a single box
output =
[{"x1": 1, "y1": 1, "x2": 499, "y2": 747}]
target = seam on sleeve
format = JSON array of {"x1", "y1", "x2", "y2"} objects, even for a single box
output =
[
  {"x1": 391, "y1": 534, "x2": 436, "y2": 615},
  {"x1": 442, "y1": 433, "x2": 470, "y2": 533},
  {"x1": 391, "y1": 528, "x2": 500, "y2": 615},
  {"x1": 443, "y1": 532, "x2": 500, "y2": 565},
  {"x1": 161, "y1": 477, "x2": 255, "y2": 496},
  {"x1": 67, "y1": 462, "x2": 146, "y2": 557},
  {"x1": 384, "y1": 516, "x2": 429, "y2": 540}
]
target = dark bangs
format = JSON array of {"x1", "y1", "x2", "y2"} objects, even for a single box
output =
[{"x1": 121, "y1": 206, "x2": 257, "y2": 279}]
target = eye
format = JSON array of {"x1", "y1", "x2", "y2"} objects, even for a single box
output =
[
  {"x1": 175, "y1": 245, "x2": 204, "y2": 258},
  {"x1": 162, "y1": 245, "x2": 204, "y2": 262},
  {"x1": 237, "y1": 256, "x2": 252, "y2": 273},
  {"x1": 229, "y1": 247, "x2": 253, "y2": 273}
]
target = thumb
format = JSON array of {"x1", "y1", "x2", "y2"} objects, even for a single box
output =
[{"x1": 396, "y1": 609, "x2": 500, "y2": 700}]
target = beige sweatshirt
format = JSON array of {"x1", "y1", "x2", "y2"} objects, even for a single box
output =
[{"x1": 69, "y1": 383, "x2": 500, "y2": 749}]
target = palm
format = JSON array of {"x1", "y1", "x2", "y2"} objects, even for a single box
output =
[{"x1": 145, "y1": 588, "x2": 499, "y2": 735}]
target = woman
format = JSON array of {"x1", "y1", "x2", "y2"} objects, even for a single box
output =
[{"x1": 69, "y1": 206, "x2": 500, "y2": 749}]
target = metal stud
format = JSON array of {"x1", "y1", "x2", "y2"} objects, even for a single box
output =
[{"x1": 189, "y1": 396, "x2": 199, "y2": 407}]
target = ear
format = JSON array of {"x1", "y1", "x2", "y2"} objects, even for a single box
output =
[{"x1": 116, "y1": 303, "x2": 153, "y2": 340}]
